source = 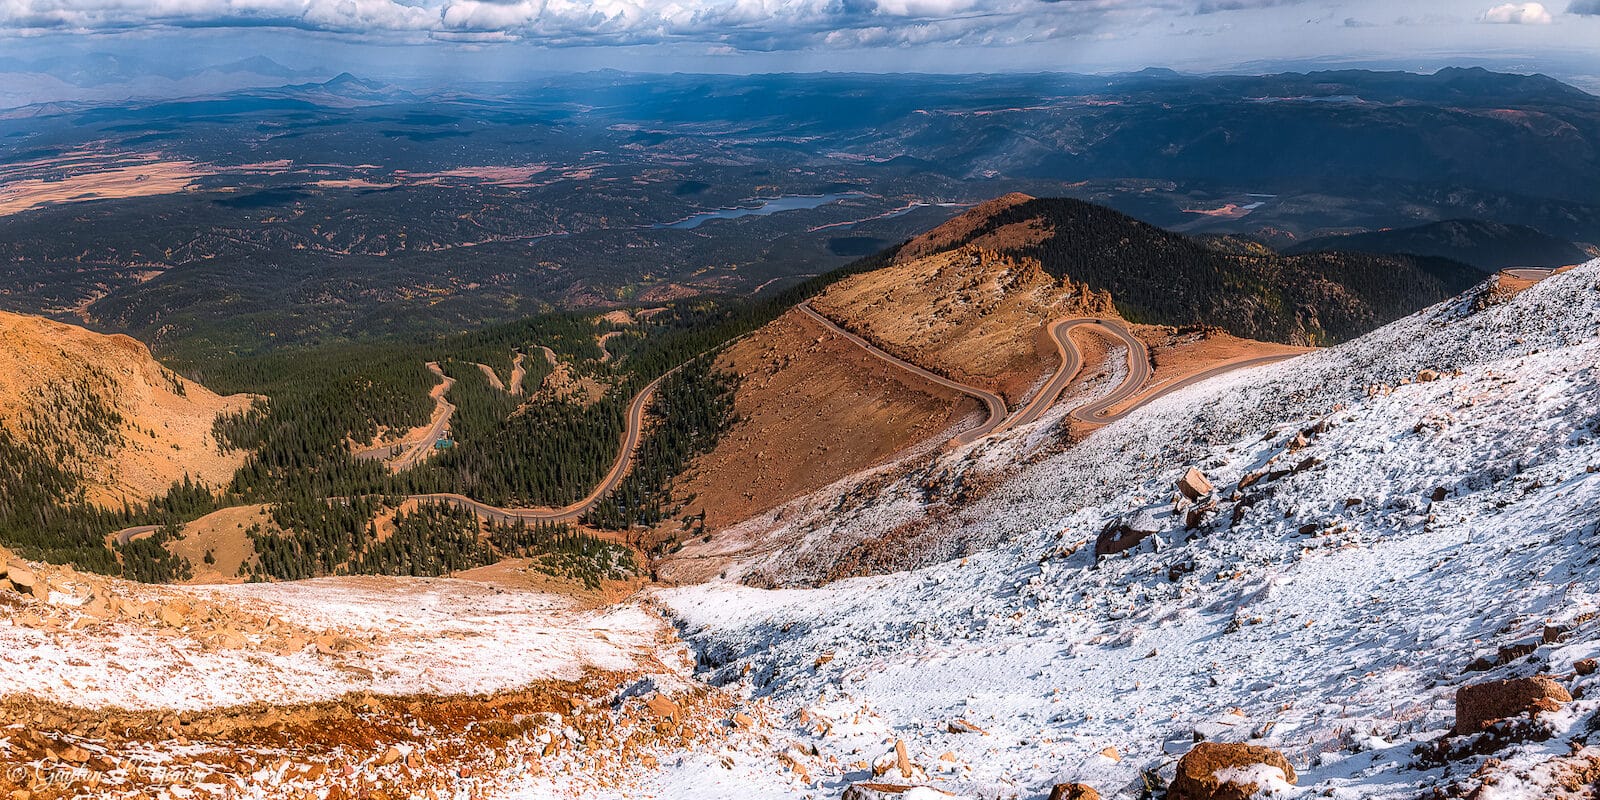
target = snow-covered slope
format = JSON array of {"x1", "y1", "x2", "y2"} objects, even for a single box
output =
[
  {"x1": 654, "y1": 260, "x2": 1600, "y2": 798},
  {"x1": 0, "y1": 571, "x2": 673, "y2": 711}
]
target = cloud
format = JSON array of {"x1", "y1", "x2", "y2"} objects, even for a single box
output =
[
  {"x1": 0, "y1": 0, "x2": 1136, "y2": 48},
  {"x1": 0, "y1": 0, "x2": 1329, "y2": 49},
  {"x1": 1568, "y1": 0, "x2": 1600, "y2": 14},
  {"x1": 1480, "y1": 2, "x2": 1554, "y2": 23}
]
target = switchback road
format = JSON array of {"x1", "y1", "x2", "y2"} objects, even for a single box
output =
[
  {"x1": 798, "y1": 303, "x2": 1008, "y2": 446},
  {"x1": 351, "y1": 362, "x2": 457, "y2": 472},
  {"x1": 410, "y1": 367, "x2": 668, "y2": 523},
  {"x1": 802, "y1": 304, "x2": 1301, "y2": 442},
  {"x1": 113, "y1": 304, "x2": 1303, "y2": 545}
]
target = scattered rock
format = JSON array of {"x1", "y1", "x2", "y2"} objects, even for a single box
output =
[
  {"x1": 945, "y1": 718, "x2": 986, "y2": 735},
  {"x1": 50, "y1": 742, "x2": 91, "y2": 764},
  {"x1": 1048, "y1": 784, "x2": 1100, "y2": 800},
  {"x1": 1178, "y1": 468, "x2": 1214, "y2": 500},
  {"x1": 1454, "y1": 677, "x2": 1572, "y2": 734},
  {"x1": 1184, "y1": 498, "x2": 1218, "y2": 530},
  {"x1": 777, "y1": 748, "x2": 812, "y2": 783},
  {"x1": 1576, "y1": 658, "x2": 1597, "y2": 676},
  {"x1": 842, "y1": 784, "x2": 954, "y2": 800},
  {"x1": 894, "y1": 738, "x2": 913, "y2": 778},
  {"x1": 1498, "y1": 638, "x2": 1540, "y2": 664},
  {"x1": 1170, "y1": 741, "x2": 1296, "y2": 800},
  {"x1": 158, "y1": 604, "x2": 188, "y2": 628},
  {"x1": 732, "y1": 711, "x2": 756, "y2": 729},
  {"x1": 314, "y1": 634, "x2": 361, "y2": 654}
]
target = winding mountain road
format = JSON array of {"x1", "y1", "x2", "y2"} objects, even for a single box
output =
[
  {"x1": 392, "y1": 362, "x2": 457, "y2": 471},
  {"x1": 1501, "y1": 267, "x2": 1557, "y2": 281},
  {"x1": 994, "y1": 318, "x2": 1152, "y2": 431},
  {"x1": 412, "y1": 366, "x2": 669, "y2": 523},
  {"x1": 351, "y1": 362, "x2": 457, "y2": 471},
  {"x1": 798, "y1": 303, "x2": 1008, "y2": 446},
  {"x1": 114, "y1": 302, "x2": 1305, "y2": 545},
  {"x1": 803, "y1": 303, "x2": 1302, "y2": 443},
  {"x1": 111, "y1": 524, "x2": 162, "y2": 546}
]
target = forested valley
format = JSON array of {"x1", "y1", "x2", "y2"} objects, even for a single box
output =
[{"x1": 0, "y1": 245, "x2": 903, "y2": 583}]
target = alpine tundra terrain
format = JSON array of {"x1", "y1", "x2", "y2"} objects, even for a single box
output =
[{"x1": 1, "y1": 229, "x2": 1597, "y2": 798}]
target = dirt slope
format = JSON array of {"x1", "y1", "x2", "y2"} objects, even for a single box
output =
[
  {"x1": 665, "y1": 307, "x2": 979, "y2": 536},
  {"x1": 811, "y1": 245, "x2": 1115, "y2": 404},
  {"x1": 0, "y1": 310, "x2": 254, "y2": 507},
  {"x1": 892, "y1": 191, "x2": 1043, "y2": 264}
]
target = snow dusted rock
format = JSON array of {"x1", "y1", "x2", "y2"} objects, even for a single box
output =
[
  {"x1": 5, "y1": 562, "x2": 38, "y2": 596},
  {"x1": 1177, "y1": 467, "x2": 1214, "y2": 500},
  {"x1": 1094, "y1": 509, "x2": 1161, "y2": 557},
  {"x1": 871, "y1": 738, "x2": 926, "y2": 780},
  {"x1": 1453, "y1": 676, "x2": 1572, "y2": 734},
  {"x1": 1170, "y1": 742, "x2": 1296, "y2": 800},
  {"x1": 645, "y1": 694, "x2": 681, "y2": 722},
  {"x1": 1047, "y1": 783, "x2": 1100, "y2": 800},
  {"x1": 841, "y1": 783, "x2": 956, "y2": 800}
]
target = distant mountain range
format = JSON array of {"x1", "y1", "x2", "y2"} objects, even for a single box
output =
[
  {"x1": 0, "y1": 54, "x2": 328, "y2": 109},
  {"x1": 1285, "y1": 219, "x2": 1591, "y2": 271}
]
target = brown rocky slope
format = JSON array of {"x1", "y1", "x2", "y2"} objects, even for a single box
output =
[{"x1": 0, "y1": 310, "x2": 253, "y2": 507}]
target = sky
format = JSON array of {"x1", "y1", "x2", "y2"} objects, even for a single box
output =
[{"x1": 0, "y1": 0, "x2": 1597, "y2": 86}]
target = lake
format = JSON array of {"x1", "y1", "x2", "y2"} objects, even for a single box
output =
[{"x1": 655, "y1": 193, "x2": 866, "y2": 230}]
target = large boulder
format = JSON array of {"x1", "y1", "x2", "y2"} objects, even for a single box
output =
[
  {"x1": 1178, "y1": 468, "x2": 1215, "y2": 500},
  {"x1": 1094, "y1": 510, "x2": 1161, "y2": 558},
  {"x1": 1048, "y1": 784, "x2": 1100, "y2": 800},
  {"x1": 1454, "y1": 677, "x2": 1572, "y2": 734},
  {"x1": 1170, "y1": 742, "x2": 1296, "y2": 800},
  {"x1": 5, "y1": 563, "x2": 37, "y2": 596}
]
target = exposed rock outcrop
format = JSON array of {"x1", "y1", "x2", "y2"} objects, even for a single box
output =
[
  {"x1": 1170, "y1": 742, "x2": 1297, "y2": 800},
  {"x1": 1454, "y1": 677, "x2": 1572, "y2": 734}
]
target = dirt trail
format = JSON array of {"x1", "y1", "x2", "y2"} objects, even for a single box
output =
[
  {"x1": 509, "y1": 351, "x2": 527, "y2": 395},
  {"x1": 475, "y1": 362, "x2": 507, "y2": 392},
  {"x1": 597, "y1": 331, "x2": 623, "y2": 363}
]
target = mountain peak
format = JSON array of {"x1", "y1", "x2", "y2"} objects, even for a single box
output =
[{"x1": 325, "y1": 72, "x2": 370, "y2": 87}]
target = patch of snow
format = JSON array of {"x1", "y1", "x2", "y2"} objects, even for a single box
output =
[
  {"x1": 657, "y1": 260, "x2": 1600, "y2": 798},
  {"x1": 0, "y1": 576, "x2": 673, "y2": 711}
]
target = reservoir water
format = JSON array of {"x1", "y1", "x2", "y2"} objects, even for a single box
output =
[{"x1": 655, "y1": 193, "x2": 865, "y2": 230}]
